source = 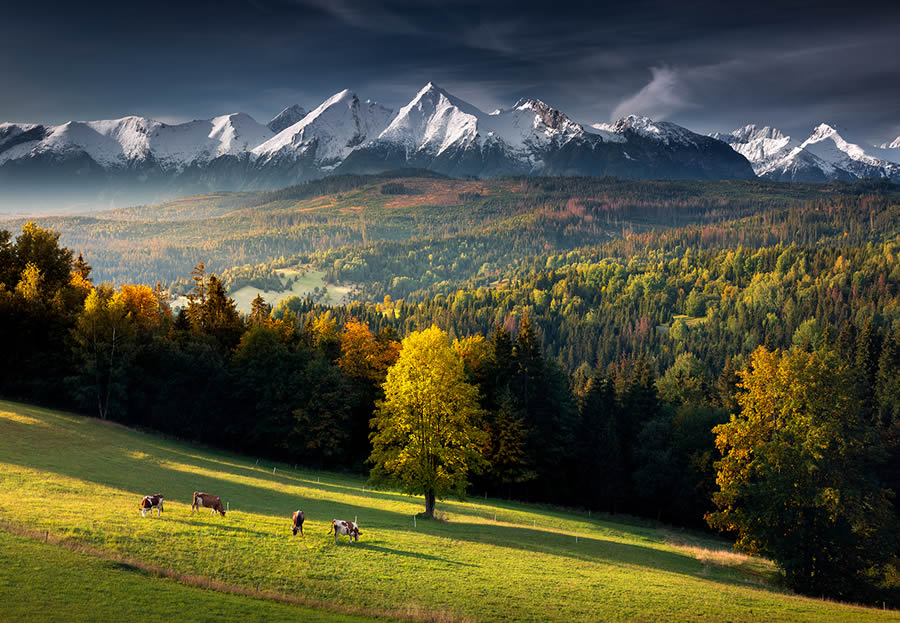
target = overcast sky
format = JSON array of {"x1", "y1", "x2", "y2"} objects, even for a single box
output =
[{"x1": 2, "y1": 0, "x2": 898, "y2": 144}]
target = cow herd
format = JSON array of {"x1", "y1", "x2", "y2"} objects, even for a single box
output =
[{"x1": 138, "y1": 492, "x2": 362, "y2": 544}]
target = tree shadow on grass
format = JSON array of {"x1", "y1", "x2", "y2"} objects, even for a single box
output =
[
  {"x1": 139, "y1": 440, "x2": 421, "y2": 508},
  {"x1": 162, "y1": 516, "x2": 275, "y2": 539},
  {"x1": 352, "y1": 542, "x2": 479, "y2": 568},
  {"x1": 2, "y1": 410, "x2": 772, "y2": 592}
]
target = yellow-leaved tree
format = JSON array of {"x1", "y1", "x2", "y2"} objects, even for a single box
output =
[
  {"x1": 369, "y1": 326, "x2": 486, "y2": 518},
  {"x1": 69, "y1": 287, "x2": 136, "y2": 420},
  {"x1": 707, "y1": 345, "x2": 896, "y2": 599}
]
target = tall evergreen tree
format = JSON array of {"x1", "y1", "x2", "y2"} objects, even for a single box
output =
[{"x1": 579, "y1": 371, "x2": 624, "y2": 511}]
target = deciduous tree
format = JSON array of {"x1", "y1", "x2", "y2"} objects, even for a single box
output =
[
  {"x1": 369, "y1": 326, "x2": 486, "y2": 517},
  {"x1": 707, "y1": 346, "x2": 897, "y2": 599},
  {"x1": 69, "y1": 288, "x2": 136, "y2": 420}
]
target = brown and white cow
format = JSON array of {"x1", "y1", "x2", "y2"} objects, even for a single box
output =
[
  {"x1": 191, "y1": 491, "x2": 225, "y2": 517},
  {"x1": 291, "y1": 510, "x2": 305, "y2": 536},
  {"x1": 328, "y1": 519, "x2": 361, "y2": 544},
  {"x1": 139, "y1": 494, "x2": 164, "y2": 517}
]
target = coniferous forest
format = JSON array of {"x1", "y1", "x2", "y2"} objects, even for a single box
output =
[{"x1": 1, "y1": 175, "x2": 899, "y2": 603}]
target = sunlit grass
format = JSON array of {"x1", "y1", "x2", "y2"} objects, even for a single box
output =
[
  {"x1": 0, "y1": 530, "x2": 387, "y2": 623},
  {"x1": 1, "y1": 399, "x2": 896, "y2": 622}
]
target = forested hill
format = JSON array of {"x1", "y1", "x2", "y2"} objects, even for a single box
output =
[{"x1": 0, "y1": 175, "x2": 892, "y2": 290}]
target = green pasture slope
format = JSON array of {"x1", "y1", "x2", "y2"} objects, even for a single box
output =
[{"x1": 0, "y1": 400, "x2": 896, "y2": 623}]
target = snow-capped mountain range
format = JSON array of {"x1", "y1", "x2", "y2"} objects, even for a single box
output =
[
  {"x1": 0, "y1": 82, "x2": 895, "y2": 211},
  {"x1": 712, "y1": 124, "x2": 900, "y2": 183}
]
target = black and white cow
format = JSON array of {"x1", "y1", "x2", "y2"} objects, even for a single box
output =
[
  {"x1": 291, "y1": 510, "x2": 305, "y2": 536},
  {"x1": 139, "y1": 494, "x2": 164, "y2": 517},
  {"x1": 328, "y1": 519, "x2": 361, "y2": 544}
]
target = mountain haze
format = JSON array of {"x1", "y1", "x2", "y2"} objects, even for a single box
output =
[{"x1": 13, "y1": 82, "x2": 890, "y2": 213}]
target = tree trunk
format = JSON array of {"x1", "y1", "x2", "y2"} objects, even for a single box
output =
[{"x1": 423, "y1": 488, "x2": 436, "y2": 518}]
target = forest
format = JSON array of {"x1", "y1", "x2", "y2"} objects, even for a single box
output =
[{"x1": 0, "y1": 175, "x2": 898, "y2": 603}]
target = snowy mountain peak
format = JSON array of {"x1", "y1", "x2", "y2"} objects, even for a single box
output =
[
  {"x1": 253, "y1": 89, "x2": 393, "y2": 167},
  {"x1": 809, "y1": 123, "x2": 839, "y2": 142},
  {"x1": 710, "y1": 124, "x2": 795, "y2": 176},
  {"x1": 610, "y1": 115, "x2": 697, "y2": 146},
  {"x1": 379, "y1": 83, "x2": 482, "y2": 154},
  {"x1": 614, "y1": 115, "x2": 660, "y2": 136},
  {"x1": 406, "y1": 82, "x2": 484, "y2": 118},
  {"x1": 0, "y1": 112, "x2": 279, "y2": 170},
  {"x1": 715, "y1": 121, "x2": 900, "y2": 183},
  {"x1": 267, "y1": 104, "x2": 307, "y2": 133},
  {"x1": 880, "y1": 136, "x2": 900, "y2": 149},
  {"x1": 726, "y1": 124, "x2": 787, "y2": 142},
  {"x1": 511, "y1": 98, "x2": 581, "y2": 134},
  {"x1": 800, "y1": 123, "x2": 882, "y2": 167},
  {"x1": 207, "y1": 113, "x2": 273, "y2": 156}
]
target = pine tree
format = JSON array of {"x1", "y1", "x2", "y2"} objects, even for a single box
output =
[
  {"x1": 73, "y1": 252, "x2": 92, "y2": 281},
  {"x1": 249, "y1": 293, "x2": 270, "y2": 327},
  {"x1": 579, "y1": 371, "x2": 624, "y2": 511},
  {"x1": 716, "y1": 355, "x2": 740, "y2": 413}
]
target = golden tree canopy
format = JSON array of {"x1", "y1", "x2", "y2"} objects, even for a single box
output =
[{"x1": 369, "y1": 325, "x2": 486, "y2": 517}]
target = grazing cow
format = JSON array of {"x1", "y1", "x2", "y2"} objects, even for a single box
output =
[
  {"x1": 139, "y1": 494, "x2": 164, "y2": 518},
  {"x1": 191, "y1": 491, "x2": 226, "y2": 517},
  {"x1": 328, "y1": 519, "x2": 361, "y2": 544},
  {"x1": 291, "y1": 510, "x2": 305, "y2": 536}
]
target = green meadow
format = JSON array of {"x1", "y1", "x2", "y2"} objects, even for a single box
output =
[
  {"x1": 0, "y1": 399, "x2": 896, "y2": 622},
  {"x1": 228, "y1": 268, "x2": 354, "y2": 313}
]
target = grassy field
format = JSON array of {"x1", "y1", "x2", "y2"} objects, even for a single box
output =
[
  {"x1": 0, "y1": 531, "x2": 381, "y2": 623},
  {"x1": 1, "y1": 399, "x2": 897, "y2": 622},
  {"x1": 229, "y1": 268, "x2": 354, "y2": 312}
]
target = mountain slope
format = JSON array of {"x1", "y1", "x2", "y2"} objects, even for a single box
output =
[
  {"x1": 0, "y1": 83, "x2": 803, "y2": 212},
  {"x1": 340, "y1": 84, "x2": 754, "y2": 180},
  {"x1": 0, "y1": 114, "x2": 274, "y2": 171},
  {"x1": 267, "y1": 104, "x2": 307, "y2": 133},
  {"x1": 251, "y1": 90, "x2": 393, "y2": 185},
  {"x1": 715, "y1": 124, "x2": 900, "y2": 183}
]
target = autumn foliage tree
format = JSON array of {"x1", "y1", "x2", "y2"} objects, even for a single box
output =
[
  {"x1": 69, "y1": 288, "x2": 136, "y2": 420},
  {"x1": 369, "y1": 326, "x2": 486, "y2": 517},
  {"x1": 707, "y1": 346, "x2": 897, "y2": 599}
]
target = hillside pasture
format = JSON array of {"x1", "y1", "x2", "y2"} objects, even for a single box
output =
[
  {"x1": 0, "y1": 400, "x2": 896, "y2": 622},
  {"x1": 228, "y1": 268, "x2": 354, "y2": 312}
]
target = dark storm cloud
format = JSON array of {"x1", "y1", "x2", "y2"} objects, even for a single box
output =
[{"x1": 1, "y1": 0, "x2": 898, "y2": 143}]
